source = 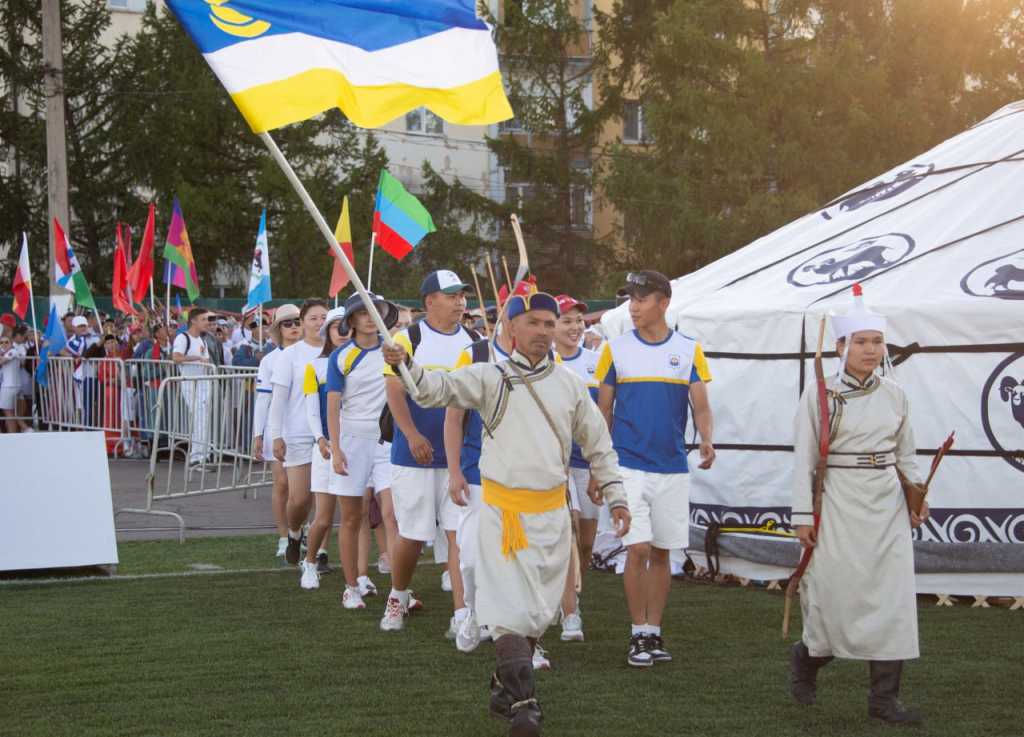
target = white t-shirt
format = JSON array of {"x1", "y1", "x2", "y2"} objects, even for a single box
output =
[
  {"x1": 0, "y1": 346, "x2": 23, "y2": 391},
  {"x1": 172, "y1": 332, "x2": 210, "y2": 378},
  {"x1": 271, "y1": 340, "x2": 323, "y2": 442}
]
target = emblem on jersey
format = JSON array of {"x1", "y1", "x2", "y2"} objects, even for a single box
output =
[
  {"x1": 669, "y1": 355, "x2": 681, "y2": 367},
  {"x1": 207, "y1": 0, "x2": 271, "y2": 38},
  {"x1": 586, "y1": 366, "x2": 595, "y2": 374},
  {"x1": 819, "y1": 164, "x2": 933, "y2": 220},
  {"x1": 788, "y1": 234, "x2": 915, "y2": 288},
  {"x1": 960, "y1": 248, "x2": 1024, "y2": 300},
  {"x1": 981, "y1": 352, "x2": 1024, "y2": 474}
]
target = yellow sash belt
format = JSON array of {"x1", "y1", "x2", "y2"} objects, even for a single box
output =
[{"x1": 482, "y1": 479, "x2": 566, "y2": 559}]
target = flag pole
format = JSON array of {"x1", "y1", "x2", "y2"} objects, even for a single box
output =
[
  {"x1": 149, "y1": 277, "x2": 155, "y2": 310},
  {"x1": 165, "y1": 279, "x2": 171, "y2": 330},
  {"x1": 470, "y1": 269, "x2": 490, "y2": 339},
  {"x1": 257, "y1": 132, "x2": 417, "y2": 394},
  {"x1": 25, "y1": 235, "x2": 40, "y2": 356},
  {"x1": 366, "y1": 231, "x2": 377, "y2": 293},
  {"x1": 258, "y1": 305, "x2": 263, "y2": 349}
]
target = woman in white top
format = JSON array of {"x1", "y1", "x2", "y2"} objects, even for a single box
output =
[
  {"x1": 0, "y1": 333, "x2": 26, "y2": 433},
  {"x1": 299, "y1": 306, "x2": 348, "y2": 590},
  {"x1": 299, "y1": 292, "x2": 398, "y2": 607},
  {"x1": 268, "y1": 299, "x2": 327, "y2": 564},
  {"x1": 253, "y1": 304, "x2": 302, "y2": 558}
]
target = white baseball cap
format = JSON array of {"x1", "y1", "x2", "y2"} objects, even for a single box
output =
[{"x1": 72, "y1": 316, "x2": 88, "y2": 327}]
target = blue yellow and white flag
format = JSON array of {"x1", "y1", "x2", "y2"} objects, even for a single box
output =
[
  {"x1": 244, "y1": 209, "x2": 272, "y2": 311},
  {"x1": 164, "y1": 0, "x2": 513, "y2": 132}
]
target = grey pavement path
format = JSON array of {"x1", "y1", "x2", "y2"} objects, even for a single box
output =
[{"x1": 110, "y1": 459, "x2": 277, "y2": 541}]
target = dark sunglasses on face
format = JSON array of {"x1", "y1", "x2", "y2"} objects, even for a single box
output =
[
  {"x1": 626, "y1": 272, "x2": 650, "y2": 286},
  {"x1": 279, "y1": 319, "x2": 300, "y2": 329},
  {"x1": 206, "y1": 316, "x2": 218, "y2": 322}
]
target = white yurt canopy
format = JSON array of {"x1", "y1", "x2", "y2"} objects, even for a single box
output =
[{"x1": 601, "y1": 101, "x2": 1024, "y2": 595}]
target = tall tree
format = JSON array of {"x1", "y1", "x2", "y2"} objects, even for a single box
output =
[
  {"x1": 482, "y1": 0, "x2": 613, "y2": 293},
  {"x1": 595, "y1": 0, "x2": 1024, "y2": 278}
]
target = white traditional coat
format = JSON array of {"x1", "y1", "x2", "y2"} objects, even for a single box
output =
[
  {"x1": 792, "y1": 372, "x2": 923, "y2": 661},
  {"x1": 403, "y1": 350, "x2": 626, "y2": 638}
]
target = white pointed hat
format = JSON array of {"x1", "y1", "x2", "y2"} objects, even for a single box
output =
[{"x1": 831, "y1": 283, "x2": 885, "y2": 341}]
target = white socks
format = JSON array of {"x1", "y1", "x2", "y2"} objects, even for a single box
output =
[
  {"x1": 389, "y1": 588, "x2": 411, "y2": 607},
  {"x1": 288, "y1": 529, "x2": 302, "y2": 540},
  {"x1": 632, "y1": 623, "x2": 661, "y2": 636}
]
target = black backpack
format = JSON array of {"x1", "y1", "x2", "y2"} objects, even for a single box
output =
[{"x1": 378, "y1": 323, "x2": 481, "y2": 443}]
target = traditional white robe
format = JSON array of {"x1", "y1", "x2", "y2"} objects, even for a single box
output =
[
  {"x1": 403, "y1": 350, "x2": 626, "y2": 638},
  {"x1": 792, "y1": 372, "x2": 923, "y2": 661}
]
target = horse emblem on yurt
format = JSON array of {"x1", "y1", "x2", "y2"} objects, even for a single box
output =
[
  {"x1": 788, "y1": 234, "x2": 915, "y2": 287},
  {"x1": 820, "y1": 164, "x2": 933, "y2": 220},
  {"x1": 981, "y1": 353, "x2": 1024, "y2": 474},
  {"x1": 960, "y1": 248, "x2": 1024, "y2": 300}
]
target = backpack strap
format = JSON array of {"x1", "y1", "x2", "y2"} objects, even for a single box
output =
[{"x1": 407, "y1": 322, "x2": 422, "y2": 357}]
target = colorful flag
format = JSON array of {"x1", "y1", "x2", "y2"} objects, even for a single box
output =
[
  {"x1": 163, "y1": 197, "x2": 200, "y2": 302},
  {"x1": 329, "y1": 196, "x2": 355, "y2": 298},
  {"x1": 164, "y1": 0, "x2": 512, "y2": 134},
  {"x1": 129, "y1": 203, "x2": 156, "y2": 302},
  {"x1": 53, "y1": 218, "x2": 96, "y2": 309},
  {"x1": 112, "y1": 223, "x2": 133, "y2": 315},
  {"x1": 372, "y1": 170, "x2": 436, "y2": 260},
  {"x1": 12, "y1": 233, "x2": 32, "y2": 320},
  {"x1": 35, "y1": 302, "x2": 67, "y2": 386},
  {"x1": 245, "y1": 209, "x2": 272, "y2": 311}
]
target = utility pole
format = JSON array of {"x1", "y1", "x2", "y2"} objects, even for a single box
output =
[{"x1": 41, "y1": 0, "x2": 70, "y2": 298}]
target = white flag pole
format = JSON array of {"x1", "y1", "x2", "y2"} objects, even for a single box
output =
[
  {"x1": 258, "y1": 132, "x2": 417, "y2": 394},
  {"x1": 149, "y1": 277, "x2": 155, "y2": 310},
  {"x1": 366, "y1": 231, "x2": 377, "y2": 293},
  {"x1": 165, "y1": 279, "x2": 171, "y2": 330}
]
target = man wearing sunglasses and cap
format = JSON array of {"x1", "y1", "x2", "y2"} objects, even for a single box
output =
[
  {"x1": 383, "y1": 290, "x2": 630, "y2": 737},
  {"x1": 596, "y1": 270, "x2": 715, "y2": 668},
  {"x1": 379, "y1": 269, "x2": 480, "y2": 634}
]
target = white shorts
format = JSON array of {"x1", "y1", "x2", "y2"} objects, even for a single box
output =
[
  {"x1": 455, "y1": 484, "x2": 483, "y2": 571},
  {"x1": 0, "y1": 387, "x2": 17, "y2": 411},
  {"x1": 390, "y1": 465, "x2": 457, "y2": 542},
  {"x1": 283, "y1": 436, "x2": 314, "y2": 468},
  {"x1": 310, "y1": 445, "x2": 331, "y2": 492},
  {"x1": 328, "y1": 436, "x2": 392, "y2": 497},
  {"x1": 567, "y1": 467, "x2": 600, "y2": 520},
  {"x1": 621, "y1": 468, "x2": 690, "y2": 549}
]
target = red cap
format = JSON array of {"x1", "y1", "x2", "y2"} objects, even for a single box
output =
[
  {"x1": 555, "y1": 294, "x2": 588, "y2": 314},
  {"x1": 1, "y1": 313, "x2": 16, "y2": 328},
  {"x1": 498, "y1": 276, "x2": 538, "y2": 306}
]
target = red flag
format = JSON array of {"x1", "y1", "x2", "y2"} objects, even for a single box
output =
[
  {"x1": 12, "y1": 233, "x2": 32, "y2": 320},
  {"x1": 128, "y1": 203, "x2": 155, "y2": 302},
  {"x1": 112, "y1": 224, "x2": 133, "y2": 315}
]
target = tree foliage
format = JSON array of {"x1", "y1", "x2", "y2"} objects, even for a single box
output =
[{"x1": 595, "y1": 0, "x2": 1024, "y2": 278}]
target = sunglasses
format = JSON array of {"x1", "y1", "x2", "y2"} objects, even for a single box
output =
[
  {"x1": 278, "y1": 319, "x2": 300, "y2": 329},
  {"x1": 206, "y1": 316, "x2": 218, "y2": 322},
  {"x1": 626, "y1": 272, "x2": 651, "y2": 286}
]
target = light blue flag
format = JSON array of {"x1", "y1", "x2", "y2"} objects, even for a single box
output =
[
  {"x1": 35, "y1": 303, "x2": 67, "y2": 386},
  {"x1": 245, "y1": 209, "x2": 272, "y2": 311}
]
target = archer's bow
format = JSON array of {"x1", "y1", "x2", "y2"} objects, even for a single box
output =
[
  {"x1": 783, "y1": 316, "x2": 830, "y2": 639},
  {"x1": 897, "y1": 430, "x2": 955, "y2": 517}
]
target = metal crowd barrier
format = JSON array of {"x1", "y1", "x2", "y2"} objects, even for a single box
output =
[
  {"x1": 115, "y1": 371, "x2": 271, "y2": 542},
  {"x1": 32, "y1": 355, "x2": 131, "y2": 456}
]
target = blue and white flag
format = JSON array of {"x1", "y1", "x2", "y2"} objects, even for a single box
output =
[
  {"x1": 244, "y1": 209, "x2": 272, "y2": 311},
  {"x1": 35, "y1": 302, "x2": 67, "y2": 387}
]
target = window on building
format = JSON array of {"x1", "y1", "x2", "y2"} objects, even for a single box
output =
[
  {"x1": 405, "y1": 107, "x2": 444, "y2": 135},
  {"x1": 623, "y1": 101, "x2": 648, "y2": 143},
  {"x1": 498, "y1": 115, "x2": 526, "y2": 134}
]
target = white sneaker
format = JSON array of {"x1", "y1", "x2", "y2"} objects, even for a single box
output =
[
  {"x1": 456, "y1": 611, "x2": 481, "y2": 653},
  {"x1": 342, "y1": 587, "x2": 366, "y2": 610},
  {"x1": 441, "y1": 569, "x2": 452, "y2": 592},
  {"x1": 479, "y1": 625, "x2": 493, "y2": 642},
  {"x1": 408, "y1": 592, "x2": 423, "y2": 612},
  {"x1": 377, "y1": 556, "x2": 391, "y2": 574},
  {"x1": 560, "y1": 611, "x2": 584, "y2": 642},
  {"x1": 532, "y1": 644, "x2": 552, "y2": 671},
  {"x1": 299, "y1": 560, "x2": 320, "y2": 590},
  {"x1": 445, "y1": 615, "x2": 458, "y2": 640},
  {"x1": 357, "y1": 575, "x2": 378, "y2": 597},
  {"x1": 275, "y1": 537, "x2": 288, "y2": 558},
  {"x1": 379, "y1": 596, "x2": 406, "y2": 632}
]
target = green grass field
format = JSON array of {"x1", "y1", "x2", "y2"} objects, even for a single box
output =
[{"x1": 1, "y1": 535, "x2": 1018, "y2": 737}]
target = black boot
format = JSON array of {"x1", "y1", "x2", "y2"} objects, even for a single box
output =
[
  {"x1": 492, "y1": 636, "x2": 543, "y2": 737},
  {"x1": 868, "y1": 660, "x2": 923, "y2": 725},
  {"x1": 789, "y1": 641, "x2": 833, "y2": 705}
]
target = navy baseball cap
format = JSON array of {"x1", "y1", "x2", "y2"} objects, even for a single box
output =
[
  {"x1": 419, "y1": 270, "x2": 471, "y2": 297},
  {"x1": 506, "y1": 292, "x2": 560, "y2": 321}
]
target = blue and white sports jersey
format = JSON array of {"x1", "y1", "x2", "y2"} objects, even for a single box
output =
[
  {"x1": 327, "y1": 337, "x2": 386, "y2": 438},
  {"x1": 384, "y1": 321, "x2": 475, "y2": 468},
  {"x1": 302, "y1": 356, "x2": 330, "y2": 439},
  {"x1": 595, "y1": 330, "x2": 711, "y2": 474},
  {"x1": 561, "y1": 347, "x2": 600, "y2": 469}
]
